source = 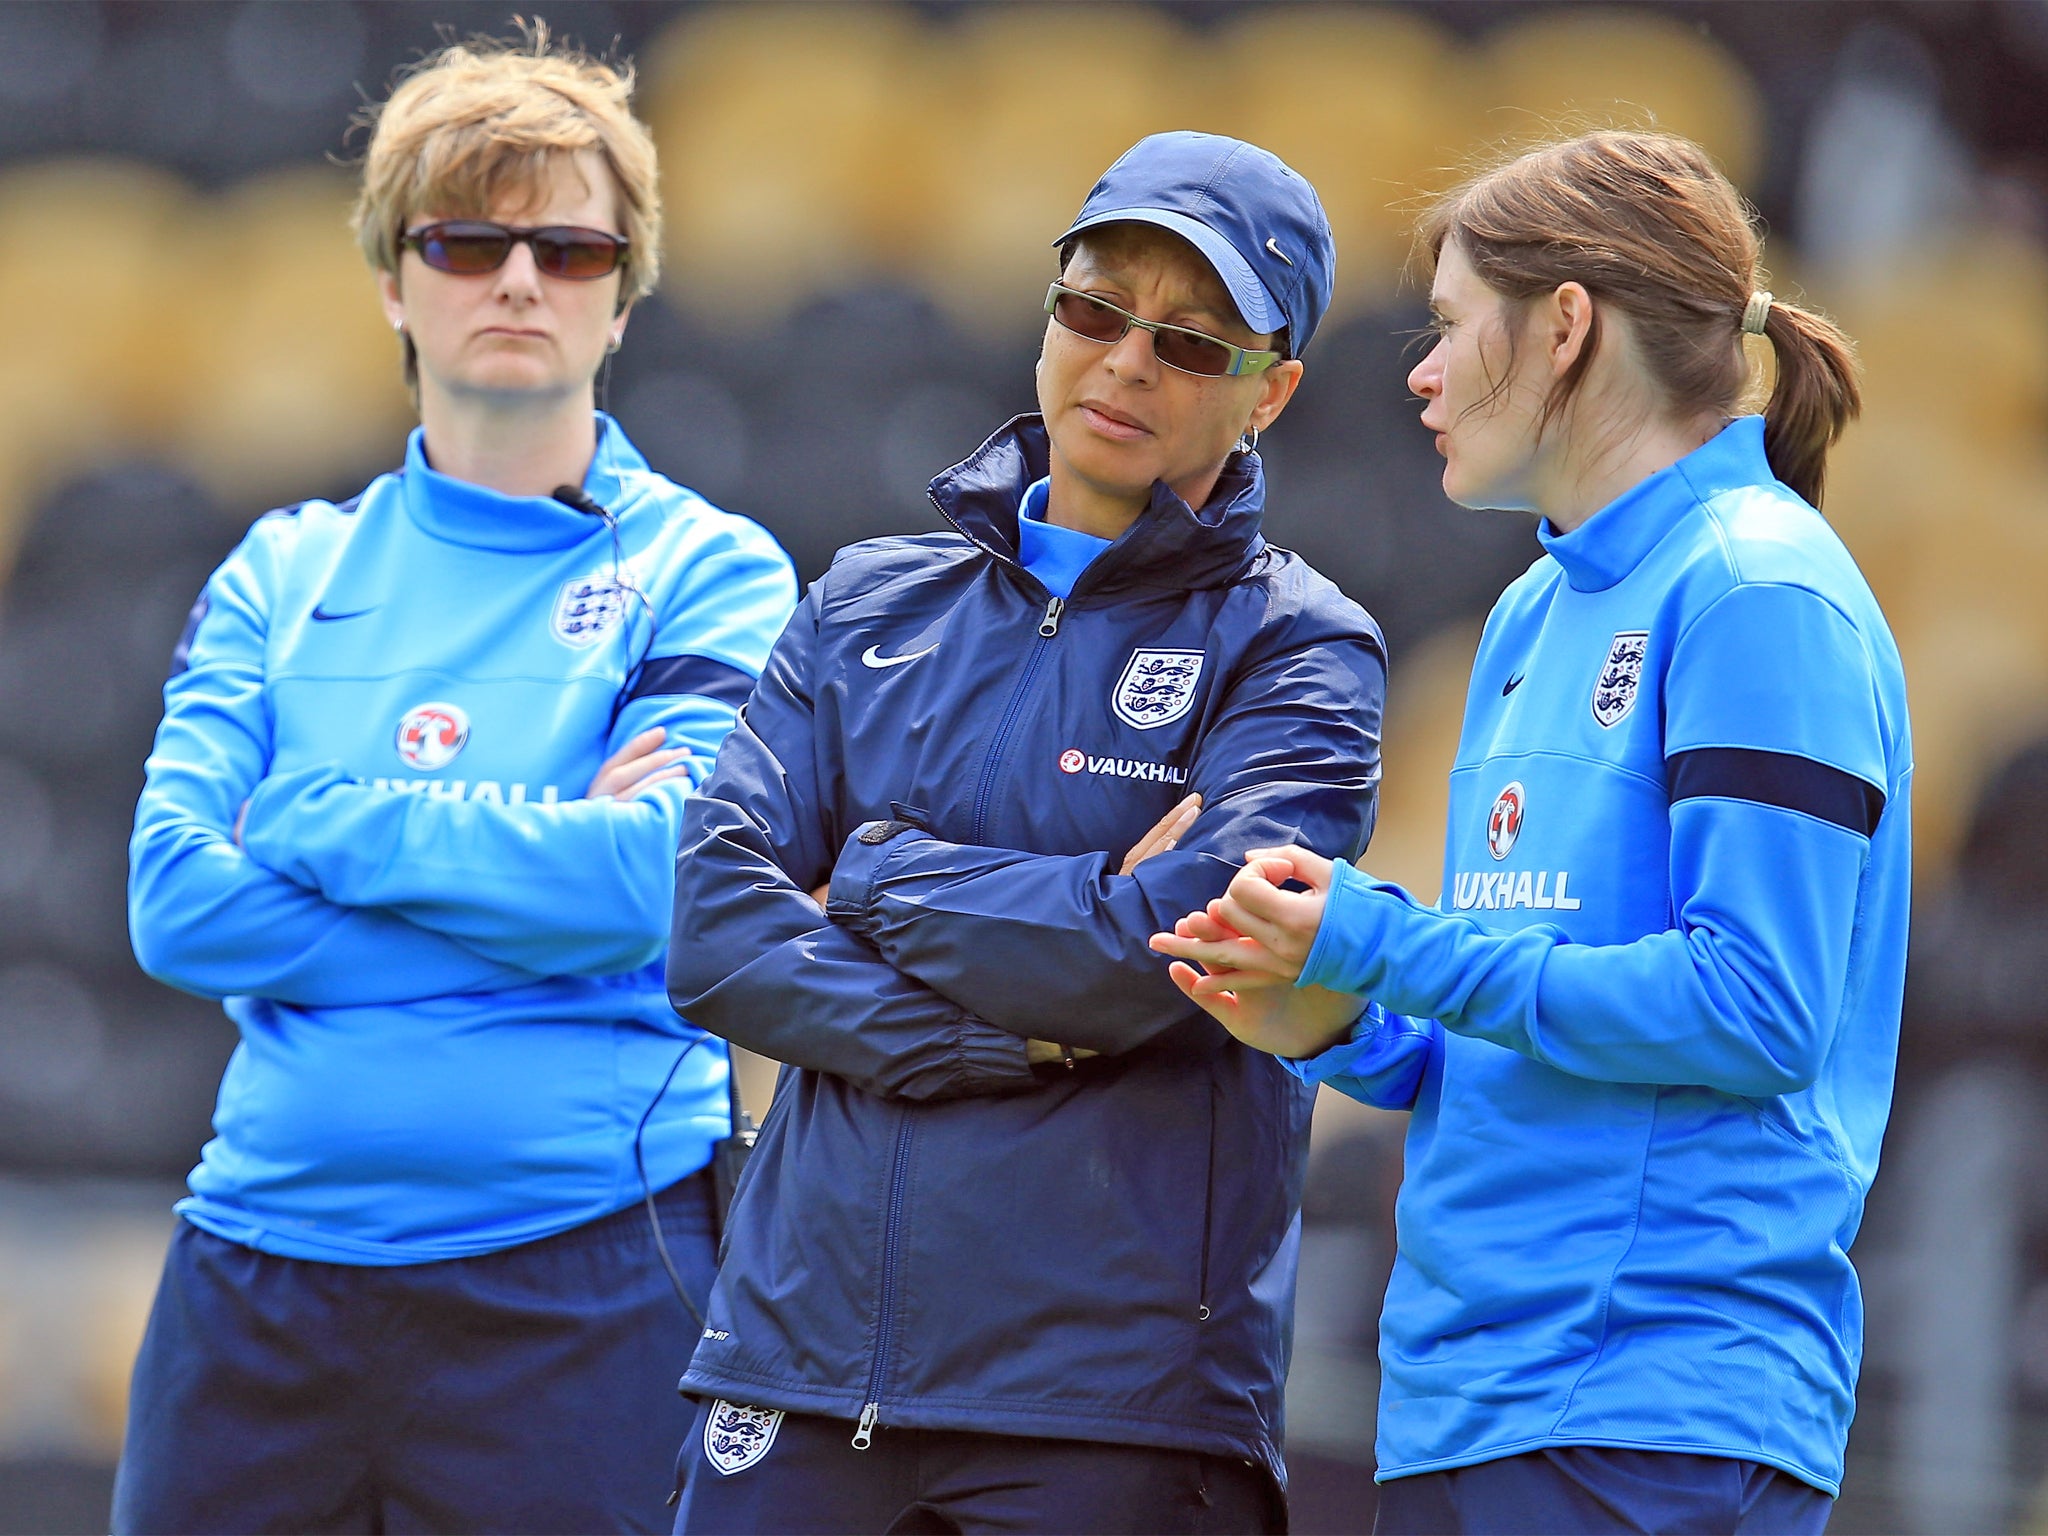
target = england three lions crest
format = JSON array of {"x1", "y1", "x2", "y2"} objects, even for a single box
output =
[
  {"x1": 703, "y1": 1399, "x2": 783, "y2": 1476},
  {"x1": 1591, "y1": 630, "x2": 1649, "y2": 728},
  {"x1": 1113, "y1": 648, "x2": 1205, "y2": 731},
  {"x1": 552, "y1": 572, "x2": 629, "y2": 647}
]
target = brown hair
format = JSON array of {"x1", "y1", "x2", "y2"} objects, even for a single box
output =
[
  {"x1": 1417, "y1": 129, "x2": 1860, "y2": 506},
  {"x1": 351, "y1": 19, "x2": 661, "y2": 352}
]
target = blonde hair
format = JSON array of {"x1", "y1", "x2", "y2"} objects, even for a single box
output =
[{"x1": 351, "y1": 19, "x2": 662, "y2": 307}]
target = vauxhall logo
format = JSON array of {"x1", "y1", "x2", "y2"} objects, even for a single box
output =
[
  {"x1": 1058, "y1": 748, "x2": 1189, "y2": 786},
  {"x1": 1451, "y1": 868, "x2": 1582, "y2": 912},
  {"x1": 1452, "y1": 779, "x2": 1582, "y2": 911}
]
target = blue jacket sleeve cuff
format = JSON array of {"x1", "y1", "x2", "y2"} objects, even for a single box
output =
[
  {"x1": 1278, "y1": 1001, "x2": 1389, "y2": 1084},
  {"x1": 825, "y1": 820, "x2": 929, "y2": 935},
  {"x1": 1298, "y1": 860, "x2": 1394, "y2": 996}
]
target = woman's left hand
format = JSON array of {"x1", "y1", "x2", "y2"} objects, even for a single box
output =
[
  {"x1": 1153, "y1": 904, "x2": 1365, "y2": 1058},
  {"x1": 1149, "y1": 843, "x2": 1335, "y2": 985}
]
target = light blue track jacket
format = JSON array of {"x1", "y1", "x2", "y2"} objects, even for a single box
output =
[
  {"x1": 128, "y1": 415, "x2": 797, "y2": 1264},
  {"x1": 1292, "y1": 418, "x2": 1910, "y2": 1493}
]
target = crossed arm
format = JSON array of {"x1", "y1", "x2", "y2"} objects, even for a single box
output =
[
  {"x1": 132, "y1": 520, "x2": 794, "y2": 1000},
  {"x1": 801, "y1": 798, "x2": 1201, "y2": 1065},
  {"x1": 1151, "y1": 585, "x2": 1891, "y2": 1104},
  {"x1": 667, "y1": 581, "x2": 1386, "y2": 1095}
]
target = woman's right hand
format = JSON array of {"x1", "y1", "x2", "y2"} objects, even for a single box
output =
[
  {"x1": 1118, "y1": 793, "x2": 1201, "y2": 874},
  {"x1": 586, "y1": 727, "x2": 696, "y2": 801}
]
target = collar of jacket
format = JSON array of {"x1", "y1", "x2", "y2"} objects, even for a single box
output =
[
  {"x1": 1537, "y1": 415, "x2": 1782, "y2": 593},
  {"x1": 400, "y1": 411, "x2": 648, "y2": 553},
  {"x1": 928, "y1": 415, "x2": 1268, "y2": 596}
]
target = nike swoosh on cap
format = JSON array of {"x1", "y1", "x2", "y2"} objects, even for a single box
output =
[
  {"x1": 860, "y1": 642, "x2": 940, "y2": 670},
  {"x1": 1502, "y1": 673, "x2": 1525, "y2": 695},
  {"x1": 311, "y1": 603, "x2": 377, "y2": 622}
]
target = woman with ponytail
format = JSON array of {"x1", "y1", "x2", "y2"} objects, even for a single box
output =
[{"x1": 1153, "y1": 130, "x2": 1909, "y2": 1532}]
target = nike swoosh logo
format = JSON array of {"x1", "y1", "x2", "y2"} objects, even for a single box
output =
[
  {"x1": 1502, "y1": 673, "x2": 1525, "y2": 695},
  {"x1": 311, "y1": 603, "x2": 377, "y2": 623},
  {"x1": 860, "y1": 642, "x2": 940, "y2": 670}
]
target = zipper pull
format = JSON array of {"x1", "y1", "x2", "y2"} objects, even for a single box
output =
[
  {"x1": 851, "y1": 1401, "x2": 880, "y2": 1450},
  {"x1": 1038, "y1": 597, "x2": 1066, "y2": 637}
]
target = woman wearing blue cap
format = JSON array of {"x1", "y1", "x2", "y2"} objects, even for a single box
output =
[
  {"x1": 1156, "y1": 130, "x2": 1904, "y2": 1532},
  {"x1": 663, "y1": 132, "x2": 1385, "y2": 1532}
]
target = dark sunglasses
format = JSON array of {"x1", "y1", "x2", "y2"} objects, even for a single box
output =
[
  {"x1": 400, "y1": 220, "x2": 629, "y2": 281},
  {"x1": 1044, "y1": 282, "x2": 1281, "y2": 378}
]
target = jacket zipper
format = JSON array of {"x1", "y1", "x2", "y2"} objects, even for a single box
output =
[
  {"x1": 852, "y1": 1109, "x2": 917, "y2": 1448},
  {"x1": 1196, "y1": 1082, "x2": 1218, "y2": 1321},
  {"x1": 968, "y1": 594, "x2": 1065, "y2": 846},
  {"x1": 852, "y1": 591, "x2": 1063, "y2": 1448}
]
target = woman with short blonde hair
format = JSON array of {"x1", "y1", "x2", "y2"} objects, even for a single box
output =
[
  {"x1": 351, "y1": 23, "x2": 663, "y2": 390},
  {"x1": 116, "y1": 27, "x2": 795, "y2": 1532}
]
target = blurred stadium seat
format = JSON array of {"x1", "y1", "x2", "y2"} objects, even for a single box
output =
[
  {"x1": 645, "y1": 4, "x2": 943, "y2": 327},
  {"x1": 172, "y1": 167, "x2": 410, "y2": 505},
  {"x1": 1217, "y1": 7, "x2": 1470, "y2": 315},
  {"x1": 1474, "y1": 9, "x2": 1763, "y2": 188},
  {"x1": 915, "y1": 5, "x2": 1195, "y2": 334}
]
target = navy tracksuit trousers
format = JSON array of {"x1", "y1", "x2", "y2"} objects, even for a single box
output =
[
  {"x1": 671, "y1": 1398, "x2": 1282, "y2": 1535},
  {"x1": 1372, "y1": 1448, "x2": 1832, "y2": 1535},
  {"x1": 112, "y1": 1172, "x2": 715, "y2": 1535}
]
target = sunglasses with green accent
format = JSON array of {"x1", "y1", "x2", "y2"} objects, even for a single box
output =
[{"x1": 1044, "y1": 283, "x2": 1282, "y2": 378}]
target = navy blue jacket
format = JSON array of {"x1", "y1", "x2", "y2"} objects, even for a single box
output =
[{"x1": 667, "y1": 417, "x2": 1386, "y2": 1476}]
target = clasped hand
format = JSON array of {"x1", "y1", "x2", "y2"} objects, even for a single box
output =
[{"x1": 1147, "y1": 845, "x2": 1366, "y2": 1060}]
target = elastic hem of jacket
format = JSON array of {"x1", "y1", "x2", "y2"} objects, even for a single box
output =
[
  {"x1": 677, "y1": 1367, "x2": 1283, "y2": 1483},
  {"x1": 950, "y1": 1016, "x2": 1036, "y2": 1088},
  {"x1": 1372, "y1": 1432, "x2": 1839, "y2": 1498}
]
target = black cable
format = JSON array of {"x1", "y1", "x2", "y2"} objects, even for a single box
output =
[
  {"x1": 560, "y1": 425, "x2": 704, "y2": 1326},
  {"x1": 549, "y1": 481, "x2": 658, "y2": 732},
  {"x1": 634, "y1": 1037, "x2": 707, "y2": 1328},
  {"x1": 599, "y1": 501, "x2": 658, "y2": 734}
]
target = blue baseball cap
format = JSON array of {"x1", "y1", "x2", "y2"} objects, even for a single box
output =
[{"x1": 1053, "y1": 131, "x2": 1336, "y2": 356}]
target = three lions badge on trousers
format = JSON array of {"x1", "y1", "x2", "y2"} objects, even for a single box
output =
[{"x1": 704, "y1": 1399, "x2": 784, "y2": 1475}]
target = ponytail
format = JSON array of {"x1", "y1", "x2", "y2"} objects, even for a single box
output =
[{"x1": 1758, "y1": 299, "x2": 1862, "y2": 508}]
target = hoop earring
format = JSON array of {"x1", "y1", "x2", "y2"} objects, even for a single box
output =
[{"x1": 1236, "y1": 424, "x2": 1261, "y2": 455}]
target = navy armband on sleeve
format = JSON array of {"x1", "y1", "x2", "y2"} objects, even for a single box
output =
[
  {"x1": 167, "y1": 589, "x2": 210, "y2": 678},
  {"x1": 624, "y1": 654, "x2": 758, "y2": 709},
  {"x1": 1667, "y1": 747, "x2": 1885, "y2": 837}
]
